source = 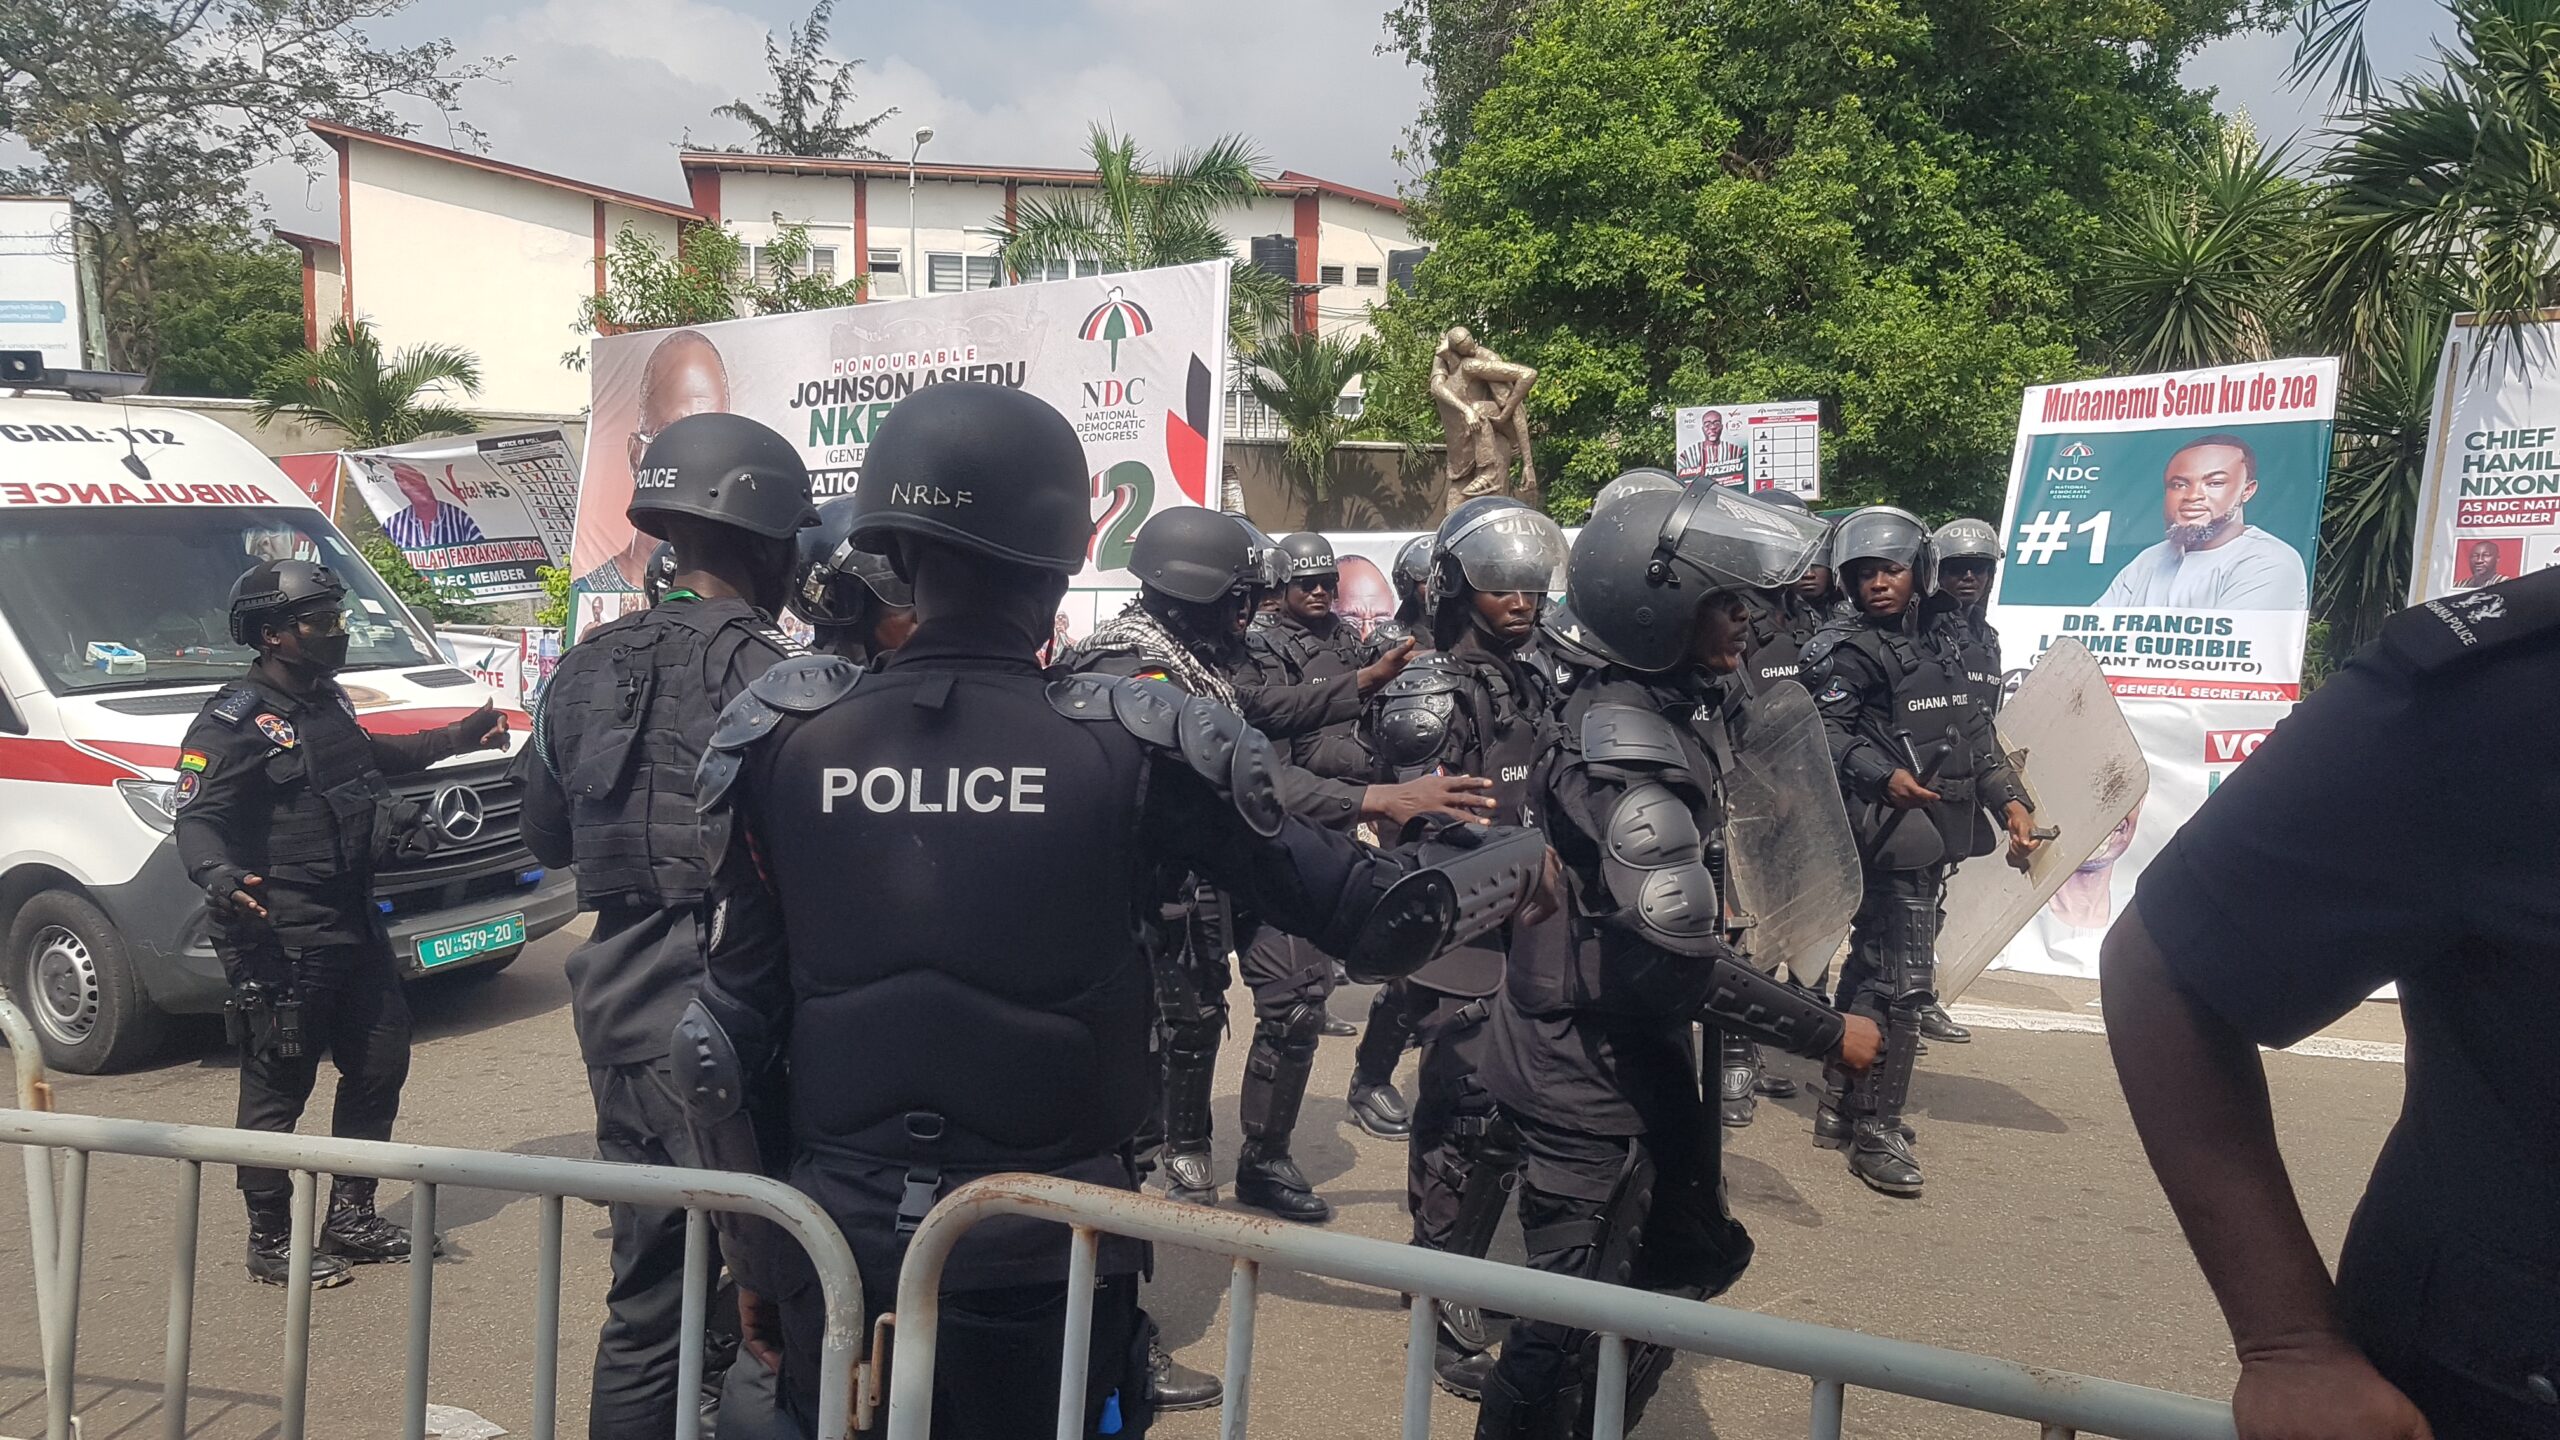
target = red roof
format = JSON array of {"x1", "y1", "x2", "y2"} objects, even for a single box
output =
[
  {"x1": 272, "y1": 228, "x2": 337, "y2": 255},
  {"x1": 677, "y1": 151, "x2": 1406, "y2": 215},
  {"x1": 310, "y1": 120, "x2": 707, "y2": 222}
]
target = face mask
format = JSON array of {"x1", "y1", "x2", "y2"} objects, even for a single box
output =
[{"x1": 302, "y1": 632, "x2": 351, "y2": 672}]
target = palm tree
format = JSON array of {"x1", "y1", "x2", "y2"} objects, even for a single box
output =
[
  {"x1": 1246, "y1": 331, "x2": 1380, "y2": 514},
  {"x1": 711, "y1": 0, "x2": 894, "y2": 158},
  {"x1": 996, "y1": 125, "x2": 1294, "y2": 354},
  {"x1": 253, "y1": 318, "x2": 481, "y2": 447},
  {"x1": 2088, "y1": 138, "x2": 2312, "y2": 371},
  {"x1": 2316, "y1": 304, "x2": 2447, "y2": 657}
]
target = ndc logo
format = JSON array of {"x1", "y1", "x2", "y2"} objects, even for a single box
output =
[
  {"x1": 1081, "y1": 377, "x2": 1148, "y2": 408},
  {"x1": 2059, "y1": 442, "x2": 2094, "y2": 459},
  {"x1": 2203, "y1": 728, "x2": 2272, "y2": 764}
]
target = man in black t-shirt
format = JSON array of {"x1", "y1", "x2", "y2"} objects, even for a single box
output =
[{"x1": 2106, "y1": 569, "x2": 2560, "y2": 1440}]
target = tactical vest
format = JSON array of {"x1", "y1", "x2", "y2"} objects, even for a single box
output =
[
  {"x1": 1744, "y1": 596, "x2": 1823, "y2": 694},
  {"x1": 1386, "y1": 649, "x2": 1544, "y2": 996},
  {"x1": 1249, "y1": 616, "x2": 1372, "y2": 777},
  {"x1": 542, "y1": 599, "x2": 774, "y2": 907},
  {"x1": 750, "y1": 665, "x2": 1164, "y2": 1172},
  {"x1": 201, "y1": 678, "x2": 392, "y2": 882},
  {"x1": 1824, "y1": 624, "x2": 1997, "y2": 867}
]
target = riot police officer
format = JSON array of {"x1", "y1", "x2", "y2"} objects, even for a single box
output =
[
  {"x1": 1474, "y1": 484, "x2": 1880, "y2": 1437},
  {"x1": 1803, "y1": 507, "x2": 2041, "y2": 1196},
  {"x1": 1910, "y1": 515, "x2": 2008, "y2": 1046},
  {"x1": 1363, "y1": 495, "x2": 1569, "y2": 1395},
  {"x1": 175, "y1": 559, "x2": 507, "y2": 1285},
  {"x1": 1369, "y1": 533, "x2": 1436, "y2": 651},
  {"x1": 791, "y1": 495, "x2": 917, "y2": 664},
  {"x1": 680, "y1": 381, "x2": 1556, "y2": 1438},
  {"x1": 518, "y1": 411, "x2": 815, "y2": 1437}
]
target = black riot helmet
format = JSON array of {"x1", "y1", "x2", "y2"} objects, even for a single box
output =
[
  {"x1": 1750, "y1": 488, "x2": 1812, "y2": 514},
  {"x1": 1431, "y1": 496, "x2": 1567, "y2": 602},
  {"x1": 1829, "y1": 505, "x2": 1934, "y2": 597},
  {"x1": 1237, "y1": 519, "x2": 1289, "y2": 593},
  {"x1": 1277, "y1": 532, "x2": 1337, "y2": 582},
  {"x1": 642, "y1": 542, "x2": 679, "y2": 605},
  {"x1": 1391, "y1": 535, "x2": 1433, "y2": 612},
  {"x1": 793, "y1": 495, "x2": 914, "y2": 627},
  {"x1": 1536, "y1": 595, "x2": 1623, "y2": 671},
  {"x1": 1587, "y1": 468, "x2": 1683, "y2": 519},
  {"x1": 1931, "y1": 517, "x2": 2000, "y2": 567},
  {"x1": 627, "y1": 412, "x2": 819, "y2": 541},
  {"x1": 1128, "y1": 507, "x2": 1257, "y2": 603},
  {"x1": 851, "y1": 382, "x2": 1094, "y2": 573},
  {"x1": 1566, "y1": 484, "x2": 1828, "y2": 673},
  {"x1": 228, "y1": 558, "x2": 347, "y2": 647}
]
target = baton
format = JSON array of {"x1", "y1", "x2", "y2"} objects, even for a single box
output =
[{"x1": 1869, "y1": 724, "x2": 1960, "y2": 853}]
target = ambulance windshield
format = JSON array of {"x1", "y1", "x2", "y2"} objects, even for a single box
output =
[{"x1": 0, "y1": 506, "x2": 440, "y2": 693}]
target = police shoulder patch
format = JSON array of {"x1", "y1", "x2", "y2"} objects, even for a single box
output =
[
  {"x1": 254, "y1": 714, "x2": 297, "y2": 750},
  {"x1": 2381, "y1": 571, "x2": 2560, "y2": 675},
  {"x1": 173, "y1": 770, "x2": 202, "y2": 809},
  {"x1": 207, "y1": 685, "x2": 261, "y2": 726},
  {"x1": 177, "y1": 750, "x2": 208, "y2": 773}
]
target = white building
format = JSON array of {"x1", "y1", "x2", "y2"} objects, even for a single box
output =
[{"x1": 290, "y1": 123, "x2": 1420, "y2": 421}]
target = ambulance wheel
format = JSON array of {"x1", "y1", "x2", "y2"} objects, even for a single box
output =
[{"x1": 8, "y1": 891, "x2": 170, "y2": 1075}]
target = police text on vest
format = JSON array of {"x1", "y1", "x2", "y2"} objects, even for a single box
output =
[{"x1": 821, "y1": 766, "x2": 1046, "y2": 814}]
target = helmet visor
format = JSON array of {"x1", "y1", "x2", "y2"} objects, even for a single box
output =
[
  {"x1": 1660, "y1": 485, "x2": 1830, "y2": 592},
  {"x1": 1445, "y1": 510, "x2": 1569, "y2": 594}
]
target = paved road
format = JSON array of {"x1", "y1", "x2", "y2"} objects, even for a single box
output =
[{"x1": 0, "y1": 921, "x2": 2401, "y2": 1439}]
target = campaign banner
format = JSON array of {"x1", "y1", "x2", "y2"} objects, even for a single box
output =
[
  {"x1": 1674, "y1": 402, "x2": 1823, "y2": 497},
  {"x1": 345, "y1": 430, "x2": 581, "y2": 603},
  {"x1": 1986, "y1": 358, "x2": 2335, "y2": 703},
  {"x1": 273, "y1": 452, "x2": 343, "y2": 517},
  {"x1": 2406, "y1": 312, "x2": 2560, "y2": 602},
  {"x1": 0, "y1": 198, "x2": 85, "y2": 368},
  {"x1": 438, "y1": 626, "x2": 562, "y2": 708},
  {"x1": 572, "y1": 260, "x2": 1231, "y2": 637}
]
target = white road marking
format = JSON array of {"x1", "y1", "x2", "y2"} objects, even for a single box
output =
[{"x1": 1949, "y1": 1003, "x2": 2405, "y2": 1066}]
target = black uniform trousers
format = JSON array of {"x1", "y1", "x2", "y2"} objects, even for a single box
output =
[
  {"x1": 1407, "y1": 985, "x2": 1501, "y2": 1250},
  {"x1": 234, "y1": 938, "x2": 411, "y2": 1205},
  {"x1": 587, "y1": 1059, "x2": 726, "y2": 1439},
  {"x1": 1235, "y1": 927, "x2": 1334, "y2": 1020},
  {"x1": 1487, "y1": 1097, "x2": 1749, "y2": 1422}
]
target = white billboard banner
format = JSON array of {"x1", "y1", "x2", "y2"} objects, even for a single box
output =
[
  {"x1": 1674, "y1": 402, "x2": 1823, "y2": 497},
  {"x1": 0, "y1": 199, "x2": 84, "y2": 369},
  {"x1": 346, "y1": 430, "x2": 580, "y2": 603},
  {"x1": 2406, "y1": 312, "x2": 2560, "y2": 603},
  {"x1": 572, "y1": 260, "x2": 1231, "y2": 636}
]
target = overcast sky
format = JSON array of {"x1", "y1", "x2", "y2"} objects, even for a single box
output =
[{"x1": 243, "y1": 0, "x2": 2452, "y2": 238}]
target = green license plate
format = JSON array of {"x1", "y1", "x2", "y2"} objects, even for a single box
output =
[{"x1": 415, "y1": 913, "x2": 525, "y2": 969}]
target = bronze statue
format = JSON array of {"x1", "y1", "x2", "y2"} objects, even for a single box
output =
[{"x1": 1431, "y1": 326, "x2": 1539, "y2": 513}]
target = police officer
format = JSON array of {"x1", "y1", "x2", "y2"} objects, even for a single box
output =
[
  {"x1": 791, "y1": 495, "x2": 917, "y2": 664},
  {"x1": 680, "y1": 381, "x2": 1556, "y2": 1438},
  {"x1": 1364, "y1": 495, "x2": 1569, "y2": 1395},
  {"x1": 518, "y1": 412, "x2": 814, "y2": 1438},
  {"x1": 2106, "y1": 570, "x2": 2560, "y2": 1440},
  {"x1": 1911, "y1": 515, "x2": 2008, "y2": 1047},
  {"x1": 1370, "y1": 533, "x2": 1436, "y2": 651},
  {"x1": 1474, "y1": 484, "x2": 1881, "y2": 1437},
  {"x1": 176, "y1": 559, "x2": 507, "y2": 1285},
  {"x1": 1802, "y1": 507, "x2": 2041, "y2": 1196}
]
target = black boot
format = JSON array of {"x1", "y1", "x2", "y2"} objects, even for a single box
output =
[
  {"x1": 322, "y1": 1181, "x2": 427, "y2": 1264},
  {"x1": 1849, "y1": 1119, "x2": 1925, "y2": 1197},
  {"x1": 1321, "y1": 1012, "x2": 1359, "y2": 1037},
  {"x1": 1817, "y1": 1105, "x2": 1911, "y2": 1146},
  {"x1": 1347, "y1": 1078, "x2": 1413, "y2": 1139},
  {"x1": 1474, "y1": 1366, "x2": 1570, "y2": 1440},
  {"x1": 1234, "y1": 1142, "x2": 1332, "y2": 1223},
  {"x1": 1161, "y1": 1146, "x2": 1218, "y2": 1206},
  {"x1": 1147, "y1": 1339, "x2": 1222, "y2": 1412},
  {"x1": 1918, "y1": 1002, "x2": 1972, "y2": 1043},
  {"x1": 246, "y1": 1198, "x2": 352, "y2": 1288},
  {"x1": 1162, "y1": 1020, "x2": 1220, "y2": 1205},
  {"x1": 1435, "y1": 1335, "x2": 1497, "y2": 1401},
  {"x1": 1719, "y1": 1060, "x2": 1758, "y2": 1128}
]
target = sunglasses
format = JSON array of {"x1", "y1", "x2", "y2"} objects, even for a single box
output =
[
  {"x1": 1289, "y1": 575, "x2": 1337, "y2": 594},
  {"x1": 292, "y1": 611, "x2": 350, "y2": 638}
]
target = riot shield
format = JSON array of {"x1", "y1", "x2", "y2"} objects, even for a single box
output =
[
  {"x1": 1936, "y1": 639, "x2": 2149, "y2": 1003},
  {"x1": 1722, "y1": 682, "x2": 1863, "y2": 987}
]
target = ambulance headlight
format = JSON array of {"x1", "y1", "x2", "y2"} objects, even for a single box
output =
[{"x1": 118, "y1": 779, "x2": 179, "y2": 834}]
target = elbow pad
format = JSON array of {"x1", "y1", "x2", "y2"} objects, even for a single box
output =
[
  {"x1": 1699, "y1": 960, "x2": 1844, "y2": 1061},
  {"x1": 1344, "y1": 823, "x2": 1547, "y2": 984}
]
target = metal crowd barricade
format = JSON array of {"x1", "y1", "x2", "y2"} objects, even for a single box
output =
[
  {"x1": 0, "y1": 1005, "x2": 868, "y2": 1440},
  {"x1": 887, "y1": 1174, "x2": 2239, "y2": 1440}
]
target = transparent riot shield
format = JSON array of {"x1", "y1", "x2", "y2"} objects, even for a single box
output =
[
  {"x1": 1936, "y1": 639, "x2": 2150, "y2": 1003},
  {"x1": 1723, "y1": 682, "x2": 1863, "y2": 987}
]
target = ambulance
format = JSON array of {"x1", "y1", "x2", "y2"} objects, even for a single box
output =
[{"x1": 0, "y1": 386, "x2": 578, "y2": 1073}]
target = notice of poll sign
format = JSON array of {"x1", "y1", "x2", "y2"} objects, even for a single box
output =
[{"x1": 1986, "y1": 357, "x2": 2336, "y2": 703}]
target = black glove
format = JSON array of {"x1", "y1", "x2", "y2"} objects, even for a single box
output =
[
  {"x1": 445, "y1": 701, "x2": 508, "y2": 754},
  {"x1": 200, "y1": 864, "x2": 268, "y2": 922}
]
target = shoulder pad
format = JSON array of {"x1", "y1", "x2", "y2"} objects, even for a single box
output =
[
  {"x1": 208, "y1": 685, "x2": 262, "y2": 726},
  {"x1": 1798, "y1": 622, "x2": 1855, "y2": 674},
  {"x1": 1598, "y1": 779, "x2": 1724, "y2": 957},
  {"x1": 2382, "y1": 573, "x2": 2560, "y2": 674},
  {"x1": 1047, "y1": 677, "x2": 1283, "y2": 837},
  {"x1": 1381, "y1": 652, "x2": 1464, "y2": 699},
  {"x1": 1372, "y1": 682, "x2": 1458, "y2": 770},
  {"x1": 1580, "y1": 704, "x2": 1685, "y2": 768},
  {"x1": 746, "y1": 654, "x2": 861, "y2": 714}
]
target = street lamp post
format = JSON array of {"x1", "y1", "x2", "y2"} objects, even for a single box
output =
[{"x1": 906, "y1": 126, "x2": 934, "y2": 299}]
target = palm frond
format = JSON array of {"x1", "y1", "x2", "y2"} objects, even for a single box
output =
[{"x1": 2286, "y1": 0, "x2": 2378, "y2": 99}]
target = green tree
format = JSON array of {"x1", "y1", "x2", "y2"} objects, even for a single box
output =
[
  {"x1": 710, "y1": 0, "x2": 893, "y2": 158},
  {"x1": 0, "y1": 0, "x2": 495, "y2": 378},
  {"x1": 2089, "y1": 138, "x2": 2313, "y2": 372},
  {"x1": 567, "y1": 220, "x2": 863, "y2": 365},
  {"x1": 253, "y1": 317, "x2": 480, "y2": 448},
  {"x1": 150, "y1": 228, "x2": 306, "y2": 398},
  {"x1": 1245, "y1": 331, "x2": 1381, "y2": 513},
  {"x1": 996, "y1": 125, "x2": 1293, "y2": 355}
]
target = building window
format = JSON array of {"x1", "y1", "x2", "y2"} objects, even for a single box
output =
[
  {"x1": 1319, "y1": 264, "x2": 1345, "y2": 286},
  {"x1": 928, "y1": 252, "x2": 1004, "y2": 293},
  {"x1": 1023, "y1": 258, "x2": 1108, "y2": 283},
  {"x1": 1355, "y1": 265, "x2": 1381, "y2": 287},
  {"x1": 747, "y1": 244, "x2": 837, "y2": 284},
  {"x1": 1336, "y1": 392, "x2": 1366, "y2": 419},
  {"x1": 868, "y1": 248, "x2": 906, "y2": 298}
]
